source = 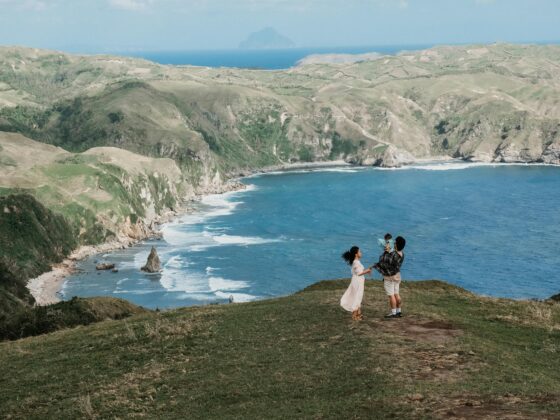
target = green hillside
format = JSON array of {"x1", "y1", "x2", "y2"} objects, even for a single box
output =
[
  {"x1": 0, "y1": 193, "x2": 75, "y2": 317},
  {"x1": 1, "y1": 280, "x2": 559, "y2": 418},
  {"x1": 2, "y1": 44, "x2": 560, "y2": 170}
]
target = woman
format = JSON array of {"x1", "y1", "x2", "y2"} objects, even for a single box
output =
[{"x1": 340, "y1": 246, "x2": 372, "y2": 321}]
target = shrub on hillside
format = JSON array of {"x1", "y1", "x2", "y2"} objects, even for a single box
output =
[{"x1": 0, "y1": 297, "x2": 146, "y2": 341}]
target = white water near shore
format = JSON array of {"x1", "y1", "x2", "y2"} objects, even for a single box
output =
[{"x1": 155, "y1": 185, "x2": 273, "y2": 303}]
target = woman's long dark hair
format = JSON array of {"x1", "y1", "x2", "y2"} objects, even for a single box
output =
[{"x1": 342, "y1": 246, "x2": 359, "y2": 265}]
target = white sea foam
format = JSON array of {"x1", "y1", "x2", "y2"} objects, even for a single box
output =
[
  {"x1": 208, "y1": 276, "x2": 249, "y2": 292},
  {"x1": 205, "y1": 266, "x2": 219, "y2": 274},
  {"x1": 116, "y1": 277, "x2": 129, "y2": 285},
  {"x1": 204, "y1": 225, "x2": 230, "y2": 231},
  {"x1": 160, "y1": 225, "x2": 197, "y2": 246},
  {"x1": 158, "y1": 267, "x2": 254, "y2": 302},
  {"x1": 159, "y1": 270, "x2": 210, "y2": 293},
  {"x1": 162, "y1": 226, "x2": 284, "y2": 252},
  {"x1": 214, "y1": 291, "x2": 258, "y2": 303},
  {"x1": 210, "y1": 234, "x2": 282, "y2": 246},
  {"x1": 320, "y1": 168, "x2": 362, "y2": 173},
  {"x1": 164, "y1": 255, "x2": 184, "y2": 269},
  {"x1": 175, "y1": 293, "x2": 217, "y2": 302}
]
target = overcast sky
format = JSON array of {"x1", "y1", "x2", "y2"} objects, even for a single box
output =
[{"x1": 0, "y1": 0, "x2": 559, "y2": 52}]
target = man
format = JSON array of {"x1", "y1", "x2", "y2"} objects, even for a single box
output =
[{"x1": 372, "y1": 236, "x2": 406, "y2": 319}]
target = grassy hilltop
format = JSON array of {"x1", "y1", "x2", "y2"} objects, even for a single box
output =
[{"x1": 1, "y1": 280, "x2": 559, "y2": 419}]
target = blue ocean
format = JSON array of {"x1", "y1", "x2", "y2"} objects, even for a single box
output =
[
  {"x1": 122, "y1": 45, "x2": 432, "y2": 69},
  {"x1": 61, "y1": 162, "x2": 560, "y2": 309}
]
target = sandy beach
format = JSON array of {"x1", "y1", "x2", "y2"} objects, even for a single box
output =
[{"x1": 26, "y1": 262, "x2": 75, "y2": 306}]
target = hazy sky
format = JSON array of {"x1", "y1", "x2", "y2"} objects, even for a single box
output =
[{"x1": 0, "y1": 0, "x2": 559, "y2": 52}]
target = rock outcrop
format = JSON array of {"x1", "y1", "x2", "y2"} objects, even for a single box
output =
[
  {"x1": 96, "y1": 263, "x2": 115, "y2": 271},
  {"x1": 141, "y1": 247, "x2": 161, "y2": 273},
  {"x1": 377, "y1": 145, "x2": 416, "y2": 168},
  {"x1": 542, "y1": 143, "x2": 560, "y2": 165}
]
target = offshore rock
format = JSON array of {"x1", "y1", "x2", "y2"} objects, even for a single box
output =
[
  {"x1": 141, "y1": 246, "x2": 161, "y2": 273},
  {"x1": 96, "y1": 263, "x2": 115, "y2": 271}
]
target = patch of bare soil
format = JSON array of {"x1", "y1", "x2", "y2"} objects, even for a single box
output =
[
  {"x1": 387, "y1": 318, "x2": 463, "y2": 344},
  {"x1": 358, "y1": 315, "x2": 474, "y2": 386},
  {"x1": 430, "y1": 394, "x2": 560, "y2": 419}
]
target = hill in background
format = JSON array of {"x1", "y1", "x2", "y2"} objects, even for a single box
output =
[{"x1": 239, "y1": 27, "x2": 296, "y2": 49}]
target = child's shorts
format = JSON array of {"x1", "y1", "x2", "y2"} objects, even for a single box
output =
[{"x1": 383, "y1": 273, "x2": 401, "y2": 296}]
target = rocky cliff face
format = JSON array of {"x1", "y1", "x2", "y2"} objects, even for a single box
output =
[{"x1": 0, "y1": 132, "x2": 239, "y2": 251}]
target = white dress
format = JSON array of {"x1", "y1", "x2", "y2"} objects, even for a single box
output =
[{"x1": 340, "y1": 260, "x2": 365, "y2": 312}]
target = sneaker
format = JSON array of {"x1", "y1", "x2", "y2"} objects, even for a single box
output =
[
  {"x1": 396, "y1": 312, "x2": 403, "y2": 318},
  {"x1": 384, "y1": 313, "x2": 397, "y2": 319}
]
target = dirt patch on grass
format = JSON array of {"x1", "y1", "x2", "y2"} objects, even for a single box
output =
[
  {"x1": 360, "y1": 315, "x2": 475, "y2": 385},
  {"x1": 376, "y1": 316, "x2": 463, "y2": 344},
  {"x1": 428, "y1": 394, "x2": 560, "y2": 419}
]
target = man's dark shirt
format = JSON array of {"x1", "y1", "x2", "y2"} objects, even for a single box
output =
[{"x1": 373, "y1": 250, "x2": 405, "y2": 277}]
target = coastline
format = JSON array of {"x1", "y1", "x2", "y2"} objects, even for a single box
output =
[
  {"x1": 26, "y1": 157, "x2": 556, "y2": 306},
  {"x1": 25, "y1": 161, "x2": 355, "y2": 306},
  {"x1": 25, "y1": 181, "x2": 246, "y2": 306}
]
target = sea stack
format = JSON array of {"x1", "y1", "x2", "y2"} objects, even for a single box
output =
[{"x1": 141, "y1": 246, "x2": 161, "y2": 273}]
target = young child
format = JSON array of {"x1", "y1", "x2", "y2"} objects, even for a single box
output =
[{"x1": 377, "y1": 233, "x2": 394, "y2": 253}]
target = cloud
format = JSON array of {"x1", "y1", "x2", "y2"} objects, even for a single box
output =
[
  {"x1": 108, "y1": 0, "x2": 155, "y2": 11},
  {"x1": 365, "y1": 0, "x2": 409, "y2": 9},
  {"x1": 0, "y1": 0, "x2": 49, "y2": 11}
]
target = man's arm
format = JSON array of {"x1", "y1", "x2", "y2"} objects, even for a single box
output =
[{"x1": 371, "y1": 252, "x2": 389, "y2": 274}]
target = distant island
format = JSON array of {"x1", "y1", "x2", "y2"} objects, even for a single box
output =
[{"x1": 239, "y1": 27, "x2": 296, "y2": 49}]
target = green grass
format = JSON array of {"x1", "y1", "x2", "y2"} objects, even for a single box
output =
[{"x1": 0, "y1": 280, "x2": 558, "y2": 418}]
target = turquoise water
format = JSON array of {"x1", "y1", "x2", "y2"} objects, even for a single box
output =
[
  {"x1": 122, "y1": 45, "x2": 432, "y2": 69},
  {"x1": 62, "y1": 162, "x2": 560, "y2": 308}
]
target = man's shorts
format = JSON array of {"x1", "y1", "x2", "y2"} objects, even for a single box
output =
[{"x1": 383, "y1": 272, "x2": 401, "y2": 296}]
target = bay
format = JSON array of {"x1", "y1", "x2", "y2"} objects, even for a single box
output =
[{"x1": 62, "y1": 162, "x2": 560, "y2": 308}]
